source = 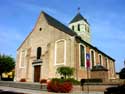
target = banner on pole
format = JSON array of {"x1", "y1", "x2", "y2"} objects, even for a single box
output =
[{"x1": 86, "y1": 53, "x2": 90, "y2": 69}]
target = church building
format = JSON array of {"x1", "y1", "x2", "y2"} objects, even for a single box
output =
[{"x1": 15, "y1": 11, "x2": 116, "y2": 82}]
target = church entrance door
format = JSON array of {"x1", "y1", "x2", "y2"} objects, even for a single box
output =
[{"x1": 34, "y1": 65, "x2": 41, "y2": 82}]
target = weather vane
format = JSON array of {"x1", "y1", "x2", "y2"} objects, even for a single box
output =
[
  {"x1": 124, "y1": 59, "x2": 125, "y2": 67},
  {"x1": 78, "y1": 7, "x2": 80, "y2": 13}
]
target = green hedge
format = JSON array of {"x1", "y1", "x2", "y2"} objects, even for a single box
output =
[
  {"x1": 51, "y1": 78, "x2": 102, "y2": 85},
  {"x1": 81, "y1": 79, "x2": 103, "y2": 83},
  {"x1": 51, "y1": 78, "x2": 80, "y2": 85}
]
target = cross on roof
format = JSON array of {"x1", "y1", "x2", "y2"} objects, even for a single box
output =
[{"x1": 77, "y1": 7, "x2": 80, "y2": 13}]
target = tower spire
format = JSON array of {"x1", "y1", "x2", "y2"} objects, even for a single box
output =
[{"x1": 68, "y1": 8, "x2": 91, "y2": 44}]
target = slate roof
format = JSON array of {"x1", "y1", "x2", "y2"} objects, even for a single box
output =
[
  {"x1": 42, "y1": 11, "x2": 77, "y2": 36},
  {"x1": 75, "y1": 36, "x2": 115, "y2": 61},
  {"x1": 69, "y1": 12, "x2": 89, "y2": 24}
]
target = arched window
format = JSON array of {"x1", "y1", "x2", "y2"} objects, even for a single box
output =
[
  {"x1": 39, "y1": 27, "x2": 42, "y2": 31},
  {"x1": 55, "y1": 39, "x2": 66, "y2": 65},
  {"x1": 105, "y1": 57, "x2": 108, "y2": 68},
  {"x1": 80, "y1": 45, "x2": 85, "y2": 67},
  {"x1": 90, "y1": 50, "x2": 95, "y2": 67},
  {"x1": 20, "y1": 50, "x2": 26, "y2": 68},
  {"x1": 78, "y1": 24, "x2": 80, "y2": 31},
  {"x1": 98, "y1": 54, "x2": 102, "y2": 65},
  {"x1": 37, "y1": 47, "x2": 41, "y2": 59},
  {"x1": 72, "y1": 25, "x2": 74, "y2": 31}
]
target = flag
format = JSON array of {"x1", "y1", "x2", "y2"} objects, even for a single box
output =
[
  {"x1": 86, "y1": 59, "x2": 90, "y2": 69},
  {"x1": 86, "y1": 53, "x2": 90, "y2": 69}
]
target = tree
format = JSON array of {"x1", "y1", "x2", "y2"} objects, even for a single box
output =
[
  {"x1": 0, "y1": 54, "x2": 15, "y2": 80},
  {"x1": 119, "y1": 60, "x2": 125, "y2": 79},
  {"x1": 119, "y1": 67, "x2": 125, "y2": 79},
  {"x1": 57, "y1": 66, "x2": 74, "y2": 79}
]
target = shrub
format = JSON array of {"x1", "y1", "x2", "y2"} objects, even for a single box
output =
[
  {"x1": 81, "y1": 79, "x2": 102, "y2": 83},
  {"x1": 65, "y1": 78, "x2": 80, "y2": 85},
  {"x1": 119, "y1": 68, "x2": 125, "y2": 79},
  {"x1": 19, "y1": 78, "x2": 26, "y2": 82},
  {"x1": 47, "y1": 79, "x2": 73, "y2": 93},
  {"x1": 88, "y1": 79, "x2": 102, "y2": 83},
  {"x1": 57, "y1": 66, "x2": 74, "y2": 79},
  {"x1": 51, "y1": 78, "x2": 80, "y2": 85},
  {"x1": 51, "y1": 78, "x2": 64, "y2": 83},
  {"x1": 1, "y1": 78, "x2": 13, "y2": 81},
  {"x1": 105, "y1": 84, "x2": 125, "y2": 94},
  {"x1": 40, "y1": 79, "x2": 47, "y2": 84}
]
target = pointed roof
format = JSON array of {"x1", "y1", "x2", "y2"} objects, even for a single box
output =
[
  {"x1": 42, "y1": 11, "x2": 77, "y2": 36},
  {"x1": 69, "y1": 12, "x2": 88, "y2": 24},
  {"x1": 17, "y1": 11, "x2": 77, "y2": 50}
]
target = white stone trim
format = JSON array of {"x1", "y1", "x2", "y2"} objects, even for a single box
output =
[
  {"x1": 79, "y1": 43, "x2": 86, "y2": 68},
  {"x1": 110, "y1": 61, "x2": 114, "y2": 77},
  {"x1": 19, "y1": 50, "x2": 26, "y2": 68},
  {"x1": 19, "y1": 51, "x2": 22, "y2": 68},
  {"x1": 54, "y1": 39, "x2": 66, "y2": 66},
  {"x1": 98, "y1": 54, "x2": 103, "y2": 65},
  {"x1": 90, "y1": 49, "x2": 96, "y2": 68}
]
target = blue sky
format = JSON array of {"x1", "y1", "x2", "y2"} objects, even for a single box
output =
[{"x1": 0, "y1": 0, "x2": 125, "y2": 72}]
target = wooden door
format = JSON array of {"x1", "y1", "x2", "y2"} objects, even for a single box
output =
[{"x1": 34, "y1": 65, "x2": 41, "y2": 82}]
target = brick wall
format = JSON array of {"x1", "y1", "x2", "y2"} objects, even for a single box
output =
[{"x1": 91, "y1": 71, "x2": 108, "y2": 82}]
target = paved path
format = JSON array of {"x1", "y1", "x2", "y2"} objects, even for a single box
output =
[{"x1": 0, "y1": 86, "x2": 104, "y2": 94}]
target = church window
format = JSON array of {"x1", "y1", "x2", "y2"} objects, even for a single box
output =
[
  {"x1": 98, "y1": 54, "x2": 102, "y2": 65},
  {"x1": 20, "y1": 50, "x2": 26, "y2": 68},
  {"x1": 72, "y1": 25, "x2": 74, "y2": 31},
  {"x1": 90, "y1": 50, "x2": 95, "y2": 67},
  {"x1": 87, "y1": 27, "x2": 90, "y2": 32},
  {"x1": 39, "y1": 28, "x2": 42, "y2": 31},
  {"x1": 78, "y1": 24, "x2": 80, "y2": 31},
  {"x1": 37, "y1": 47, "x2": 41, "y2": 59},
  {"x1": 105, "y1": 57, "x2": 108, "y2": 68},
  {"x1": 85, "y1": 24, "x2": 89, "y2": 32},
  {"x1": 110, "y1": 61, "x2": 114, "y2": 76},
  {"x1": 80, "y1": 44, "x2": 86, "y2": 67},
  {"x1": 55, "y1": 39, "x2": 66, "y2": 65},
  {"x1": 85, "y1": 24, "x2": 87, "y2": 31}
]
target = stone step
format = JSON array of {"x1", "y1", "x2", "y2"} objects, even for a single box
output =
[{"x1": 0, "y1": 81, "x2": 47, "y2": 91}]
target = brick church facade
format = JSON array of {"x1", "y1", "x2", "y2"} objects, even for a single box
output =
[{"x1": 15, "y1": 11, "x2": 116, "y2": 82}]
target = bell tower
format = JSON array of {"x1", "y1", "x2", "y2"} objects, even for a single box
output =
[{"x1": 68, "y1": 11, "x2": 91, "y2": 44}]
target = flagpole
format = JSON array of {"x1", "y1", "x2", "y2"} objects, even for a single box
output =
[
  {"x1": 87, "y1": 68, "x2": 89, "y2": 94},
  {"x1": 86, "y1": 53, "x2": 90, "y2": 94}
]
